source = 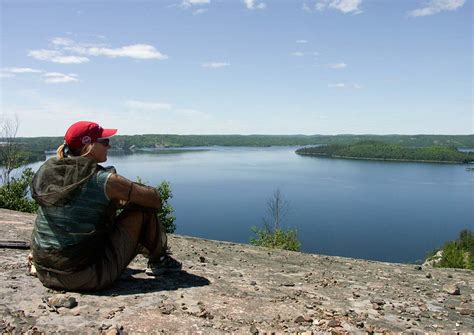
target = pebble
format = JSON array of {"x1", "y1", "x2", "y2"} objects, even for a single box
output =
[
  {"x1": 249, "y1": 324, "x2": 259, "y2": 334},
  {"x1": 250, "y1": 281, "x2": 257, "y2": 286},
  {"x1": 199, "y1": 256, "x2": 206, "y2": 263},
  {"x1": 47, "y1": 295, "x2": 77, "y2": 309},
  {"x1": 370, "y1": 298, "x2": 385, "y2": 306},
  {"x1": 294, "y1": 315, "x2": 307, "y2": 323},
  {"x1": 327, "y1": 319, "x2": 341, "y2": 328},
  {"x1": 442, "y1": 283, "x2": 460, "y2": 295}
]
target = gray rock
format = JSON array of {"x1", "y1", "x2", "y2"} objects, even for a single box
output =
[
  {"x1": 249, "y1": 324, "x2": 259, "y2": 334},
  {"x1": 294, "y1": 315, "x2": 306, "y2": 323},
  {"x1": 327, "y1": 319, "x2": 341, "y2": 328},
  {"x1": 443, "y1": 284, "x2": 460, "y2": 295},
  {"x1": 46, "y1": 295, "x2": 77, "y2": 309}
]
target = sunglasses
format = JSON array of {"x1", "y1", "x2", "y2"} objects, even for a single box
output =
[{"x1": 96, "y1": 138, "x2": 110, "y2": 147}]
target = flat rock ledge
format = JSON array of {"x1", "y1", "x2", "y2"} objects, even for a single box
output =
[{"x1": 1, "y1": 208, "x2": 473, "y2": 334}]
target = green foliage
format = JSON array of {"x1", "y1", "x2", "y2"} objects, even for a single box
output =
[
  {"x1": 135, "y1": 177, "x2": 176, "y2": 234},
  {"x1": 156, "y1": 181, "x2": 176, "y2": 234},
  {"x1": 438, "y1": 241, "x2": 466, "y2": 269},
  {"x1": 250, "y1": 226, "x2": 300, "y2": 251},
  {"x1": 12, "y1": 134, "x2": 474, "y2": 163},
  {"x1": 250, "y1": 189, "x2": 300, "y2": 251},
  {"x1": 430, "y1": 229, "x2": 474, "y2": 270},
  {"x1": 296, "y1": 141, "x2": 474, "y2": 164},
  {"x1": 0, "y1": 168, "x2": 38, "y2": 213}
]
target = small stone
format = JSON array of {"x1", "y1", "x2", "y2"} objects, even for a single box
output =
[
  {"x1": 372, "y1": 303, "x2": 382, "y2": 310},
  {"x1": 103, "y1": 326, "x2": 119, "y2": 335},
  {"x1": 294, "y1": 315, "x2": 306, "y2": 323},
  {"x1": 249, "y1": 324, "x2": 259, "y2": 335},
  {"x1": 370, "y1": 298, "x2": 385, "y2": 306},
  {"x1": 458, "y1": 308, "x2": 471, "y2": 316},
  {"x1": 443, "y1": 283, "x2": 460, "y2": 295},
  {"x1": 250, "y1": 281, "x2": 257, "y2": 286},
  {"x1": 199, "y1": 256, "x2": 206, "y2": 263},
  {"x1": 47, "y1": 295, "x2": 78, "y2": 309},
  {"x1": 327, "y1": 319, "x2": 341, "y2": 328},
  {"x1": 356, "y1": 321, "x2": 364, "y2": 328},
  {"x1": 414, "y1": 265, "x2": 422, "y2": 270},
  {"x1": 282, "y1": 282, "x2": 295, "y2": 287},
  {"x1": 426, "y1": 273, "x2": 432, "y2": 278}
]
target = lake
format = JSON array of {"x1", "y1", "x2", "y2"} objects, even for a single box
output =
[{"x1": 24, "y1": 146, "x2": 473, "y2": 264}]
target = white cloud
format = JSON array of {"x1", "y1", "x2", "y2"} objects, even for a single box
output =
[
  {"x1": 313, "y1": 0, "x2": 363, "y2": 14},
  {"x1": 296, "y1": 40, "x2": 308, "y2": 43},
  {"x1": 2, "y1": 67, "x2": 43, "y2": 74},
  {"x1": 28, "y1": 49, "x2": 90, "y2": 64},
  {"x1": 181, "y1": 0, "x2": 210, "y2": 8},
  {"x1": 291, "y1": 52, "x2": 305, "y2": 57},
  {"x1": 328, "y1": 82, "x2": 363, "y2": 89},
  {"x1": 328, "y1": 83, "x2": 346, "y2": 88},
  {"x1": 328, "y1": 62, "x2": 347, "y2": 69},
  {"x1": 51, "y1": 37, "x2": 74, "y2": 46},
  {"x1": 244, "y1": 0, "x2": 266, "y2": 10},
  {"x1": 193, "y1": 8, "x2": 208, "y2": 15},
  {"x1": 201, "y1": 62, "x2": 230, "y2": 68},
  {"x1": 29, "y1": 39, "x2": 168, "y2": 63},
  {"x1": 184, "y1": 0, "x2": 209, "y2": 4},
  {"x1": 408, "y1": 0, "x2": 465, "y2": 17},
  {"x1": 302, "y1": 3, "x2": 313, "y2": 12},
  {"x1": 42, "y1": 72, "x2": 79, "y2": 84},
  {"x1": 126, "y1": 100, "x2": 172, "y2": 111},
  {"x1": 86, "y1": 44, "x2": 168, "y2": 60}
]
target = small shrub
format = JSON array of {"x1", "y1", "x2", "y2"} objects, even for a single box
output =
[
  {"x1": 438, "y1": 241, "x2": 466, "y2": 269},
  {"x1": 157, "y1": 181, "x2": 176, "y2": 234},
  {"x1": 0, "y1": 168, "x2": 38, "y2": 213},
  {"x1": 428, "y1": 229, "x2": 474, "y2": 270},
  {"x1": 250, "y1": 226, "x2": 300, "y2": 251},
  {"x1": 136, "y1": 177, "x2": 176, "y2": 234}
]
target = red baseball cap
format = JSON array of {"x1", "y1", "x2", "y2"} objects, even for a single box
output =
[{"x1": 64, "y1": 121, "x2": 117, "y2": 149}]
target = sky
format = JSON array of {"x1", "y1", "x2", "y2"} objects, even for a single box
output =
[{"x1": 0, "y1": 0, "x2": 472, "y2": 137}]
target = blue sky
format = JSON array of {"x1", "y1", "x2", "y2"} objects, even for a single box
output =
[{"x1": 1, "y1": 0, "x2": 472, "y2": 136}]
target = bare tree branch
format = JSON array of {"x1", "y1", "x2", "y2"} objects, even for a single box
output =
[{"x1": 0, "y1": 116, "x2": 23, "y2": 185}]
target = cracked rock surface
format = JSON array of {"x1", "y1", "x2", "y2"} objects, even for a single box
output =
[{"x1": 1, "y1": 208, "x2": 473, "y2": 334}]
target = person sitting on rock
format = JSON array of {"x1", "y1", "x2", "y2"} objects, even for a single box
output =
[{"x1": 30, "y1": 121, "x2": 182, "y2": 291}]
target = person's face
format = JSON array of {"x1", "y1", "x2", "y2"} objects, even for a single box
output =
[{"x1": 88, "y1": 139, "x2": 110, "y2": 163}]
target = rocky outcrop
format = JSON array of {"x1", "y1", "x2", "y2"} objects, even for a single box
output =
[{"x1": 1, "y1": 208, "x2": 473, "y2": 333}]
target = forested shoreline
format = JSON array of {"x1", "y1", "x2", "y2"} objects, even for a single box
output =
[
  {"x1": 295, "y1": 141, "x2": 474, "y2": 164},
  {"x1": 1, "y1": 134, "x2": 473, "y2": 166}
]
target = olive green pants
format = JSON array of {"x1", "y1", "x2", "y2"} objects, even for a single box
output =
[{"x1": 36, "y1": 207, "x2": 167, "y2": 291}]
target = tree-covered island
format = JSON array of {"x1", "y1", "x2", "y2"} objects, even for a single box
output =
[{"x1": 295, "y1": 141, "x2": 474, "y2": 164}]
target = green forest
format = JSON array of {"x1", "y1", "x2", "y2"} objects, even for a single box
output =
[
  {"x1": 1, "y1": 134, "x2": 474, "y2": 166},
  {"x1": 295, "y1": 141, "x2": 474, "y2": 164}
]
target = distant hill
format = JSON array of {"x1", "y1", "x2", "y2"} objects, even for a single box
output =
[
  {"x1": 13, "y1": 134, "x2": 474, "y2": 152},
  {"x1": 295, "y1": 141, "x2": 474, "y2": 164}
]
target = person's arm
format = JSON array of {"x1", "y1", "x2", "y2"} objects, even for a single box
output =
[{"x1": 106, "y1": 173, "x2": 162, "y2": 209}]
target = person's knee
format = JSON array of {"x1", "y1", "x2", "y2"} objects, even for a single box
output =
[{"x1": 116, "y1": 210, "x2": 146, "y2": 241}]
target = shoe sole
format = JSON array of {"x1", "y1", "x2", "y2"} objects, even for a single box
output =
[{"x1": 145, "y1": 267, "x2": 182, "y2": 276}]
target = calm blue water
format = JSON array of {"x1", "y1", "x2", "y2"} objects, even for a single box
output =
[{"x1": 24, "y1": 147, "x2": 473, "y2": 263}]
